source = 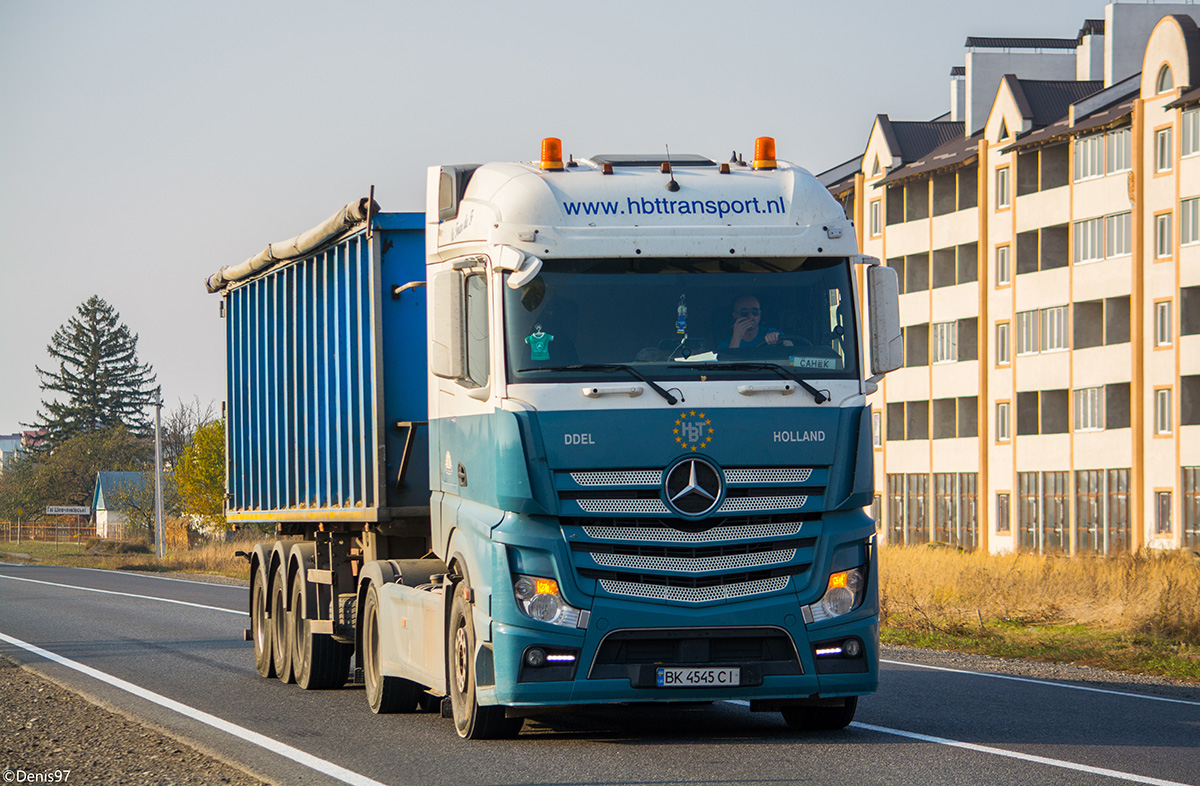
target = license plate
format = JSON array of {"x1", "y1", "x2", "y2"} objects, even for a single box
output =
[{"x1": 656, "y1": 667, "x2": 741, "y2": 687}]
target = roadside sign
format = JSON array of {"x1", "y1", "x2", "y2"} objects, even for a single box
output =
[{"x1": 46, "y1": 506, "x2": 91, "y2": 515}]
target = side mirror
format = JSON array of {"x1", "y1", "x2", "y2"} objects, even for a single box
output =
[
  {"x1": 867, "y1": 264, "x2": 902, "y2": 378},
  {"x1": 430, "y1": 270, "x2": 464, "y2": 379}
]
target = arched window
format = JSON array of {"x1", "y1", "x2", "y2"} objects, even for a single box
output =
[{"x1": 1157, "y1": 64, "x2": 1174, "y2": 93}]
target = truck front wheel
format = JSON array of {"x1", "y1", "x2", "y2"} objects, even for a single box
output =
[
  {"x1": 363, "y1": 583, "x2": 419, "y2": 713},
  {"x1": 447, "y1": 582, "x2": 523, "y2": 739},
  {"x1": 781, "y1": 697, "x2": 858, "y2": 731}
]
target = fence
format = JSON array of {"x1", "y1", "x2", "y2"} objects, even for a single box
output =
[{"x1": 0, "y1": 519, "x2": 96, "y2": 545}]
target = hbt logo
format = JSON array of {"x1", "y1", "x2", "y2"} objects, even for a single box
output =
[{"x1": 674, "y1": 411, "x2": 713, "y2": 452}]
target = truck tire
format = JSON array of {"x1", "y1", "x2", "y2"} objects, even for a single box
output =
[
  {"x1": 781, "y1": 697, "x2": 858, "y2": 731},
  {"x1": 448, "y1": 582, "x2": 523, "y2": 739},
  {"x1": 271, "y1": 564, "x2": 294, "y2": 684},
  {"x1": 362, "y1": 583, "x2": 419, "y2": 713},
  {"x1": 251, "y1": 565, "x2": 275, "y2": 678},
  {"x1": 292, "y1": 577, "x2": 351, "y2": 690}
]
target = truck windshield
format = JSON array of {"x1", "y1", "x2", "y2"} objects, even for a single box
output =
[{"x1": 503, "y1": 256, "x2": 859, "y2": 383}]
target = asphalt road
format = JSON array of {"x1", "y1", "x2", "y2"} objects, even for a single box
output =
[{"x1": 1, "y1": 562, "x2": 1197, "y2": 786}]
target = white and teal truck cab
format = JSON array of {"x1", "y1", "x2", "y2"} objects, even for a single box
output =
[{"x1": 210, "y1": 136, "x2": 902, "y2": 739}]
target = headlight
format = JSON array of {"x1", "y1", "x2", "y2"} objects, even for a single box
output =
[
  {"x1": 513, "y1": 574, "x2": 588, "y2": 628},
  {"x1": 803, "y1": 566, "x2": 866, "y2": 623}
]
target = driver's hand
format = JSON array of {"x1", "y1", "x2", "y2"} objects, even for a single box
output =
[
  {"x1": 764, "y1": 330, "x2": 780, "y2": 345},
  {"x1": 733, "y1": 316, "x2": 755, "y2": 342}
]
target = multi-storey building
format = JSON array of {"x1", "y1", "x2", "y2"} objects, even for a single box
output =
[{"x1": 822, "y1": 3, "x2": 1200, "y2": 555}]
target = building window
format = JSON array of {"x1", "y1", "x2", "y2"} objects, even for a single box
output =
[
  {"x1": 1075, "y1": 469, "x2": 1104, "y2": 554},
  {"x1": 887, "y1": 474, "x2": 905, "y2": 544},
  {"x1": 1184, "y1": 467, "x2": 1200, "y2": 549},
  {"x1": 870, "y1": 199, "x2": 882, "y2": 237},
  {"x1": 1016, "y1": 310, "x2": 1038, "y2": 355},
  {"x1": 996, "y1": 167, "x2": 1010, "y2": 208},
  {"x1": 1156, "y1": 213, "x2": 1173, "y2": 258},
  {"x1": 1017, "y1": 472, "x2": 1039, "y2": 552},
  {"x1": 1157, "y1": 64, "x2": 1174, "y2": 94},
  {"x1": 1108, "y1": 469, "x2": 1131, "y2": 553},
  {"x1": 996, "y1": 492, "x2": 1011, "y2": 534},
  {"x1": 1183, "y1": 109, "x2": 1200, "y2": 157},
  {"x1": 1075, "y1": 134, "x2": 1104, "y2": 181},
  {"x1": 1156, "y1": 490, "x2": 1173, "y2": 535},
  {"x1": 1181, "y1": 198, "x2": 1200, "y2": 245},
  {"x1": 906, "y1": 474, "x2": 929, "y2": 545},
  {"x1": 932, "y1": 321, "x2": 958, "y2": 364},
  {"x1": 997, "y1": 401, "x2": 1011, "y2": 441},
  {"x1": 996, "y1": 322, "x2": 1010, "y2": 366},
  {"x1": 1106, "y1": 212, "x2": 1132, "y2": 257},
  {"x1": 996, "y1": 245, "x2": 1011, "y2": 285},
  {"x1": 1074, "y1": 217, "x2": 1104, "y2": 264},
  {"x1": 872, "y1": 410, "x2": 882, "y2": 448},
  {"x1": 1156, "y1": 388, "x2": 1173, "y2": 435},
  {"x1": 1040, "y1": 306, "x2": 1068, "y2": 352},
  {"x1": 1156, "y1": 301, "x2": 1173, "y2": 347},
  {"x1": 1042, "y1": 472, "x2": 1069, "y2": 553},
  {"x1": 1106, "y1": 128, "x2": 1132, "y2": 173},
  {"x1": 1073, "y1": 387, "x2": 1103, "y2": 432},
  {"x1": 1156, "y1": 127, "x2": 1174, "y2": 173}
]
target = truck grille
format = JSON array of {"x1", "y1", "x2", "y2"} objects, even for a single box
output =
[{"x1": 563, "y1": 514, "x2": 818, "y2": 604}]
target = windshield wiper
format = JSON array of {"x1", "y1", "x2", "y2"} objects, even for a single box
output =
[
  {"x1": 672, "y1": 362, "x2": 828, "y2": 404},
  {"x1": 517, "y1": 364, "x2": 678, "y2": 404}
]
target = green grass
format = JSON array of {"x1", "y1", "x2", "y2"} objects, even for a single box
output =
[
  {"x1": 882, "y1": 618, "x2": 1200, "y2": 682},
  {"x1": 0, "y1": 537, "x2": 249, "y2": 580}
]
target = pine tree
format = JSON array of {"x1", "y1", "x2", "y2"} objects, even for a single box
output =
[{"x1": 30, "y1": 295, "x2": 158, "y2": 448}]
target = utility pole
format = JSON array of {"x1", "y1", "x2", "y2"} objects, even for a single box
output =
[{"x1": 154, "y1": 386, "x2": 165, "y2": 559}]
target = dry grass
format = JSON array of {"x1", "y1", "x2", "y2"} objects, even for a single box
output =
[{"x1": 881, "y1": 545, "x2": 1200, "y2": 679}]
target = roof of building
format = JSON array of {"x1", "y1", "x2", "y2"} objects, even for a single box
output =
[
  {"x1": 1014, "y1": 78, "x2": 1105, "y2": 127},
  {"x1": 882, "y1": 117, "x2": 964, "y2": 164},
  {"x1": 816, "y1": 156, "x2": 862, "y2": 196},
  {"x1": 950, "y1": 66, "x2": 965, "y2": 77},
  {"x1": 1166, "y1": 84, "x2": 1200, "y2": 109},
  {"x1": 1003, "y1": 75, "x2": 1140, "y2": 152},
  {"x1": 93, "y1": 471, "x2": 149, "y2": 510},
  {"x1": 877, "y1": 130, "x2": 983, "y2": 187},
  {"x1": 1078, "y1": 19, "x2": 1105, "y2": 41},
  {"x1": 965, "y1": 36, "x2": 1078, "y2": 50}
]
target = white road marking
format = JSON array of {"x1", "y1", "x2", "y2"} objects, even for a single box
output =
[
  {"x1": 724, "y1": 701, "x2": 1191, "y2": 785},
  {"x1": 881, "y1": 658, "x2": 1200, "y2": 707},
  {"x1": 0, "y1": 562, "x2": 247, "y2": 589},
  {"x1": 0, "y1": 574, "x2": 243, "y2": 615},
  {"x1": 850, "y1": 721, "x2": 1194, "y2": 786},
  {"x1": 0, "y1": 631, "x2": 388, "y2": 786}
]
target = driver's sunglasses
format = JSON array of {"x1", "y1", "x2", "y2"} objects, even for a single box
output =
[{"x1": 737, "y1": 307, "x2": 762, "y2": 317}]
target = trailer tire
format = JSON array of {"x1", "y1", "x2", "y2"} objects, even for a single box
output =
[
  {"x1": 448, "y1": 582, "x2": 523, "y2": 739},
  {"x1": 251, "y1": 565, "x2": 275, "y2": 679},
  {"x1": 271, "y1": 565, "x2": 294, "y2": 684},
  {"x1": 362, "y1": 583, "x2": 419, "y2": 713},
  {"x1": 292, "y1": 577, "x2": 351, "y2": 690},
  {"x1": 781, "y1": 697, "x2": 858, "y2": 731}
]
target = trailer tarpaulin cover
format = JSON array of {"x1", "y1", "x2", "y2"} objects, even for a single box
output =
[{"x1": 205, "y1": 197, "x2": 379, "y2": 292}]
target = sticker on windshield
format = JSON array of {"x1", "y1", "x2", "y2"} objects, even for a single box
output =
[
  {"x1": 526, "y1": 325, "x2": 554, "y2": 361},
  {"x1": 791, "y1": 356, "x2": 838, "y2": 370},
  {"x1": 675, "y1": 410, "x2": 713, "y2": 452}
]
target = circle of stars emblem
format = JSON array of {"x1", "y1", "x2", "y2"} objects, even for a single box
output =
[{"x1": 674, "y1": 410, "x2": 714, "y2": 452}]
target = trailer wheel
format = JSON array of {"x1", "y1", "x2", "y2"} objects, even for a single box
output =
[
  {"x1": 271, "y1": 565, "x2": 294, "y2": 684},
  {"x1": 448, "y1": 582, "x2": 523, "y2": 739},
  {"x1": 781, "y1": 697, "x2": 858, "y2": 731},
  {"x1": 362, "y1": 583, "x2": 419, "y2": 713},
  {"x1": 251, "y1": 565, "x2": 275, "y2": 678},
  {"x1": 292, "y1": 577, "x2": 351, "y2": 690}
]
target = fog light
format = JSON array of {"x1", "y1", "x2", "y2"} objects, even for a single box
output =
[
  {"x1": 843, "y1": 638, "x2": 862, "y2": 658},
  {"x1": 814, "y1": 646, "x2": 844, "y2": 658},
  {"x1": 525, "y1": 647, "x2": 547, "y2": 668}
]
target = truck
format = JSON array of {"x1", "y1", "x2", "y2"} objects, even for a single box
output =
[{"x1": 206, "y1": 136, "x2": 903, "y2": 739}]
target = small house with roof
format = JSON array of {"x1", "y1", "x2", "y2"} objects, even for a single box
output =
[{"x1": 93, "y1": 471, "x2": 149, "y2": 538}]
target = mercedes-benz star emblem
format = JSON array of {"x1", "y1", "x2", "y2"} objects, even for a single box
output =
[{"x1": 664, "y1": 458, "x2": 723, "y2": 517}]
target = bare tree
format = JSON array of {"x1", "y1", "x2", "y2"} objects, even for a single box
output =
[{"x1": 162, "y1": 397, "x2": 217, "y2": 470}]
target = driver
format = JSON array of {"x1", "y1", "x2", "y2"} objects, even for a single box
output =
[{"x1": 725, "y1": 295, "x2": 783, "y2": 348}]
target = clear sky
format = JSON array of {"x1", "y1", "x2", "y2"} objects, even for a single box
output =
[{"x1": 0, "y1": 0, "x2": 1108, "y2": 429}]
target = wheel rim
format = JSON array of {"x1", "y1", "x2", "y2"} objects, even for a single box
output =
[
  {"x1": 253, "y1": 582, "x2": 266, "y2": 650},
  {"x1": 365, "y1": 603, "x2": 380, "y2": 694},
  {"x1": 454, "y1": 625, "x2": 469, "y2": 694}
]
